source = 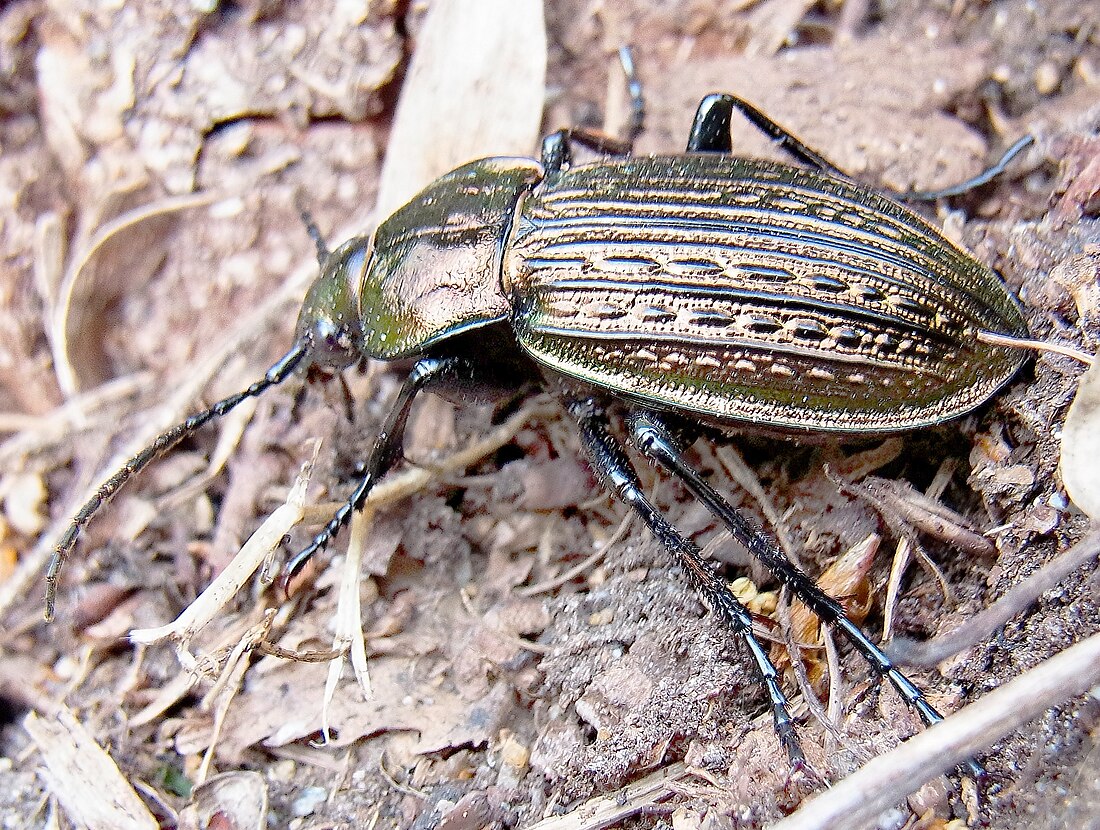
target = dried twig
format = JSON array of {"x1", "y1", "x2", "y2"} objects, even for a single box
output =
[
  {"x1": 322, "y1": 504, "x2": 375, "y2": 742},
  {"x1": 524, "y1": 762, "x2": 689, "y2": 830},
  {"x1": 128, "y1": 449, "x2": 316, "y2": 648},
  {"x1": 197, "y1": 611, "x2": 277, "y2": 785},
  {"x1": 24, "y1": 707, "x2": 158, "y2": 830},
  {"x1": 772, "y1": 630, "x2": 1100, "y2": 830},
  {"x1": 301, "y1": 401, "x2": 555, "y2": 524},
  {"x1": 518, "y1": 510, "x2": 633, "y2": 597},
  {"x1": 888, "y1": 527, "x2": 1100, "y2": 667},
  {"x1": 882, "y1": 458, "x2": 956, "y2": 640}
]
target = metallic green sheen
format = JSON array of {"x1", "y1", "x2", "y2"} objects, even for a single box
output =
[{"x1": 295, "y1": 240, "x2": 367, "y2": 370}]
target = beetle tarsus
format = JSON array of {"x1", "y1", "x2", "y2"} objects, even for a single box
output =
[
  {"x1": 901, "y1": 134, "x2": 1035, "y2": 201},
  {"x1": 567, "y1": 397, "x2": 806, "y2": 767}
]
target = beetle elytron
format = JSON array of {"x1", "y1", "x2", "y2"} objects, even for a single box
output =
[{"x1": 46, "y1": 77, "x2": 1029, "y2": 768}]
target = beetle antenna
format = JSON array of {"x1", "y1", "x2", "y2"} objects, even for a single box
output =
[
  {"x1": 299, "y1": 207, "x2": 330, "y2": 266},
  {"x1": 44, "y1": 341, "x2": 310, "y2": 621}
]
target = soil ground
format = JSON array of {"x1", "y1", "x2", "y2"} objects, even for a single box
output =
[{"x1": 0, "y1": 1, "x2": 1098, "y2": 828}]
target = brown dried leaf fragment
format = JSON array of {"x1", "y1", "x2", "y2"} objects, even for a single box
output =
[
  {"x1": 24, "y1": 707, "x2": 159, "y2": 830},
  {"x1": 1059, "y1": 359, "x2": 1100, "y2": 520}
]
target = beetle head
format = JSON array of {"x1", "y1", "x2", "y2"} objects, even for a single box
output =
[{"x1": 295, "y1": 240, "x2": 369, "y2": 375}]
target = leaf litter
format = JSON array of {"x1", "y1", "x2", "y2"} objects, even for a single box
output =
[{"x1": 0, "y1": 0, "x2": 1098, "y2": 827}]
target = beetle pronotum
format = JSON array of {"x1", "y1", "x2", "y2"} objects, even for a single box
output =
[{"x1": 45, "y1": 58, "x2": 1031, "y2": 771}]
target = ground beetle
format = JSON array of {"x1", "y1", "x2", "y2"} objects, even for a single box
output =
[{"x1": 46, "y1": 58, "x2": 1031, "y2": 771}]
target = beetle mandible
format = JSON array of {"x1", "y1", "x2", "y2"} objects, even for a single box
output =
[{"x1": 45, "y1": 62, "x2": 1030, "y2": 768}]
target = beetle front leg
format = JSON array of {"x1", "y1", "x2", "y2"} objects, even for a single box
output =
[
  {"x1": 281, "y1": 356, "x2": 469, "y2": 588},
  {"x1": 565, "y1": 397, "x2": 806, "y2": 769}
]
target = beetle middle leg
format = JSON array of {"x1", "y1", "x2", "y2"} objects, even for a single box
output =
[
  {"x1": 542, "y1": 46, "x2": 647, "y2": 176},
  {"x1": 689, "y1": 93, "x2": 847, "y2": 174},
  {"x1": 626, "y1": 410, "x2": 986, "y2": 776},
  {"x1": 565, "y1": 397, "x2": 807, "y2": 768}
]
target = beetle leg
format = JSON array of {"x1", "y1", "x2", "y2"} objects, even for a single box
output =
[
  {"x1": 686, "y1": 94, "x2": 734, "y2": 153},
  {"x1": 691, "y1": 94, "x2": 1032, "y2": 201},
  {"x1": 541, "y1": 47, "x2": 647, "y2": 177},
  {"x1": 565, "y1": 397, "x2": 806, "y2": 768},
  {"x1": 690, "y1": 93, "x2": 848, "y2": 175},
  {"x1": 336, "y1": 372, "x2": 356, "y2": 422},
  {"x1": 899, "y1": 134, "x2": 1035, "y2": 201},
  {"x1": 625, "y1": 411, "x2": 977, "y2": 743},
  {"x1": 617, "y1": 45, "x2": 646, "y2": 146},
  {"x1": 541, "y1": 128, "x2": 635, "y2": 177},
  {"x1": 281, "y1": 356, "x2": 470, "y2": 588}
]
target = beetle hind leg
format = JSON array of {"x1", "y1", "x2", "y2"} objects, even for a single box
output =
[
  {"x1": 900, "y1": 134, "x2": 1034, "y2": 201},
  {"x1": 626, "y1": 410, "x2": 986, "y2": 777},
  {"x1": 686, "y1": 94, "x2": 734, "y2": 153},
  {"x1": 689, "y1": 93, "x2": 847, "y2": 175},
  {"x1": 691, "y1": 93, "x2": 1031, "y2": 202},
  {"x1": 566, "y1": 397, "x2": 807, "y2": 768}
]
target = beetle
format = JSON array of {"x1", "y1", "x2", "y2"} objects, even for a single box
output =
[{"x1": 45, "y1": 70, "x2": 1030, "y2": 769}]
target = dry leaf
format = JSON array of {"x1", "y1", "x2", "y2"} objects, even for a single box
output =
[
  {"x1": 24, "y1": 708, "x2": 158, "y2": 830},
  {"x1": 213, "y1": 650, "x2": 514, "y2": 761},
  {"x1": 1059, "y1": 360, "x2": 1100, "y2": 520},
  {"x1": 178, "y1": 771, "x2": 267, "y2": 830},
  {"x1": 376, "y1": 0, "x2": 547, "y2": 215},
  {"x1": 0, "y1": 471, "x2": 47, "y2": 535},
  {"x1": 773, "y1": 535, "x2": 878, "y2": 691}
]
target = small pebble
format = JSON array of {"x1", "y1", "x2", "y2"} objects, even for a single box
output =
[
  {"x1": 500, "y1": 734, "x2": 530, "y2": 771},
  {"x1": 588, "y1": 608, "x2": 614, "y2": 626},
  {"x1": 269, "y1": 759, "x2": 296, "y2": 782},
  {"x1": 1035, "y1": 61, "x2": 1060, "y2": 95},
  {"x1": 291, "y1": 786, "x2": 327, "y2": 817}
]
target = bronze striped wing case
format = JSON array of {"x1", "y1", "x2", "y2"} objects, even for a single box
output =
[{"x1": 503, "y1": 154, "x2": 1028, "y2": 434}]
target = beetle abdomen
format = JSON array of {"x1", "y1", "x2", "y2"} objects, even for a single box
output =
[{"x1": 504, "y1": 154, "x2": 1028, "y2": 433}]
